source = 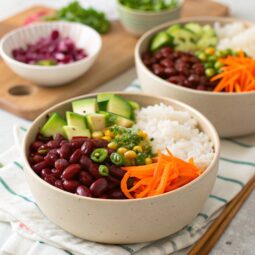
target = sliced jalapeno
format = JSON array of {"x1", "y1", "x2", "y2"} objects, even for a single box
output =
[
  {"x1": 99, "y1": 165, "x2": 109, "y2": 176},
  {"x1": 110, "y1": 152, "x2": 125, "y2": 166},
  {"x1": 90, "y1": 148, "x2": 108, "y2": 163}
]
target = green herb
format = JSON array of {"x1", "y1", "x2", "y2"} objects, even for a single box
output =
[
  {"x1": 109, "y1": 125, "x2": 153, "y2": 159},
  {"x1": 135, "y1": 153, "x2": 146, "y2": 165},
  {"x1": 119, "y1": 0, "x2": 178, "y2": 11},
  {"x1": 90, "y1": 148, "x2": 108, "y2": 163},
  {"x1": 45, "y1": 1, "x2": 111, "y2": 34},
  {"x1": 110, "y1": 126, "x2": 142, "y2": 150}
]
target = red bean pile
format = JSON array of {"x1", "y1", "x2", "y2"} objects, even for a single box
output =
[
  {"x1": 28, "y1": 134, "x2": 127, "y2": 199},
  {"x1": 142, "y1": 46, "x2": 216, "y2": 91},
  {"x1": 12, "y1": 30, "x2": 87, "y2": 65}
]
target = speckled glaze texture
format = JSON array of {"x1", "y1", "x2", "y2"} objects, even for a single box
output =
[
  {"x1": 0, "y1": 21, "x2": 102, "y2": 86},
  {"x1": 135, "y1": 17, "x2": 255, "y2": 138},
  {"x1": 22, "y1": 92, "x2": 220, "y2": 244},
  {"x1": 117, "y1": 1, "x2": 183, "y2": 36}
]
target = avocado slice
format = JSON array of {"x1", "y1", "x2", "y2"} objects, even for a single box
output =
[
  {"x1": 99, "y1": 111, "x2": 116, "y2": 126},
  {"x1": 86, "y1": 113, "x2": 106, "y2": 132},
  {"x1": 66, "y1": 112, "x2": 87, "y2": 129},
  {"x1": 40, "y1": 113, "x2": 66, "y2": 138},
  {"x1": 63, "y1": 126, "x2": 91, "y2": 141},
  {"x1": 128, "y1": 100, "x2": 140, "y2": 111},
  {"x1": 150, "y1": 31, "x2": 173, "y2": 52},
  {"x1": 184, "y1": 23, "x2": 203, "y2": 36},
  {"x1": 106, "y1": 95, "x2": 132, "y2": 119},
  {"x1": 72, "y1": 98, "x2": 98, "y2": 115},
  {"x1": 97, "y1": 93, "x2": 114, "y2": 111},
  {"x1": 115, "y1": 115, "x2": 134, "y2": 128},
  {"x1": 99, "y1": 111, "x2": 134, "y2": 128}
]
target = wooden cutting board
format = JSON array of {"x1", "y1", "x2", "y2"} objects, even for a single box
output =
[{"x1": 0, "y1": 1, "x2": 229, "y2": 120}]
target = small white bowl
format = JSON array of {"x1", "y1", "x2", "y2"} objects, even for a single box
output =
[{"x1": 0, "y1": 22, "x2": 102, "y2": 86}]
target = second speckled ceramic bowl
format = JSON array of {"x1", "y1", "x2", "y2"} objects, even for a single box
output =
[
  {"x1": 135, "y1": 17, "x2": 255, "y2": 137},
  {"x1": 22, "y1": 92, "x2": 220, "y2": 244},
  {"x1": 117, "y1": 0, "x2": 183, "y2": 36}
]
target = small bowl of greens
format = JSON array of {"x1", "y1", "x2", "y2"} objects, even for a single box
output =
[{"x1": 117, "y1": 0, "x2": 183, "y2": 36}]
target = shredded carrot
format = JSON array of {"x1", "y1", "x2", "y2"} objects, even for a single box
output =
[
  {"x1": 120, "y1": 149, "x2": 201, "y2": 199},
  {"x1": 212, "y1": 51, "x2": 255, "y2": 93}
]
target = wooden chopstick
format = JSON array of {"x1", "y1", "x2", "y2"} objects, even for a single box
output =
[{"x1": 188, "y1": 175, "x2": 255, "y2": 255}]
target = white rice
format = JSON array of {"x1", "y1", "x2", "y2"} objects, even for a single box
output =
[
  {"x1": 134, "y1": 103, "x2": 214, "y2": 171},
  {"x1": 214, "y1": 22, "x2": 255, "y2": 58}
]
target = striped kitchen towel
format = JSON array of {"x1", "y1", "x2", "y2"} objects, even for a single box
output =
[{"x1": 0, "y1": 83, "x2": 254, "y2": 255}]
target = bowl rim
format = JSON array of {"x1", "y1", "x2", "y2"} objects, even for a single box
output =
[
  {"x1": 117, "y1": 0, "x2": 183, "y2": 15},
  {"x1": 135, "y1": 16, "x2": 255, "y2": 96},
  {"x1": 22, "y1": 91, "x2": 220, "y2": 203},
  {"x1": 0, "y1": 21, "x2": 102, "y2": 70}
]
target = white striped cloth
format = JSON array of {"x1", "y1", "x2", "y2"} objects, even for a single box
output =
[{"x1": 0, "y1": 82, "x2": 254, "y2": 255}]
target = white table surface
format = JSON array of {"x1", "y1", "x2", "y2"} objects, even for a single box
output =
[{"x1": 0, "y1": 1, "x2": 254, "y2": 254}]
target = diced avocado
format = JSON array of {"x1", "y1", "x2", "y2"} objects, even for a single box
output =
[
  {"x1": 99, "y1": 111, "x2": 134, "y2": 128},
  {"x1": 40, "y1": 113, "x2": 66, "y2": 138},
  {"x1": 97, "y1": 93, "x2": 113, "y2": 103},
  {"x1": 86, "y1": 113, "x2": 106, "y2": 132},
  {"x1": 184, "y1": 23, "x2": 203, "y2": 36},
  {"x1": 171, "y1": 28, "x2": 197, "y2": 43},
  {"x1": 128, "y1": 100, "x2": 140, "y2": 111},
  {"x1": 66, "y1": 112, "x2": 87, "y2": 129},
  {"x1": 98, "y1": 111, "x2": 116, "y2": 126},
  {"x1": 175, "y1": 41, "x2": 197, "y2": 52},
  {"x1": 166, "y1": 24, "x2": 181, "y2": 35},
  {"x1": 63, "y1": 126, "x2": 91, "y2": 141},
  {"x1": 97, "y1": 93, "x2": 114, "y2": 111},
  {"x1": 150, "y1": 31, "x2": 173, "y2": 52},
  {"x1": 72, "y1": 98, "x2": 98, "y2": 115},
  {"x1": 202, "y1": 25, "x2": 216, "y2": 37},
  {"x1": 197, "y1": 37, "x2": 218, "y2": 50},
  {"x1": 115, "y1": 115, "x2": 134, "y2": 128},
  {"x1": 106, "y1": 95, "x2": 132, "y2": 119}
]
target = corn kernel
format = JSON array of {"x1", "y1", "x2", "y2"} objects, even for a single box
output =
[
  {"x1": 104, "y1": 129, "x2": 114, "y2": 138},
  {"x1": 205, "y1": 47, "x2": 215, "y2": 55},
  {"x1": 92, "y1": 131, "x2": 103, "y2": 139},
  {"x1": 137, "y1": 130, "x2": 148, "y2": 139},
  {"x1": 102, "y1": 136, "x2": 111, "y2": 142},
  {"x1": 133, "y1": 145, "x2": 142, "y2": 152},
  {"x1": 124, "y1": 150, "x2": 137, "y2": 159},
  {"x1": 117, "y1": 147, "x2": 127, "y2": 154},
  {"x1": 108, "y1": 142, "x2": 117, "y2": 150},
  {"x1": 145, "y1": 158, "x2": 152, "y2": 165}
]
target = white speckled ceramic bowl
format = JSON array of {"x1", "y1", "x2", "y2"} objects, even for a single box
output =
[
  {"x1": 117, "y1": 0, "x2": 183, "y2": 36},
  {"x1": 135, "y1": 17, "x2": 255, "y2": 137},
  {"x1": 0, "y1": 21, "x2": 102, "y2": 86},
  {"x1": 22, "y1": 92, "x2": 220, "y2": 244}
]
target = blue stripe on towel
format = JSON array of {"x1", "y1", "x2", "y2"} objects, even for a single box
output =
[
  {"x1": 220, "y1": 157, "x2": 255, "y2": 167},
  {"x1": 209, "y1": 194, "x2": 228, "y2": 204},
  {"x1": 217, "y1": 175, "x2": 244, "y2": 187},
  {"x1": 0, "y1": 177, "x2": 34, "y2": 204}
]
